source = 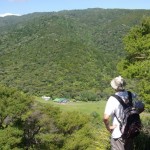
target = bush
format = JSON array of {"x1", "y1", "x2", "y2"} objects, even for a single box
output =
[{"x1": 133, "y1": 114, "x2": 150, "y2": 150}]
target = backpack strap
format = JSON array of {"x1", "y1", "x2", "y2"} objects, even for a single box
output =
[
  {"x1": 112, "y1": 91, "x2": 133, "y2": 109},
  {"x1": 112, "y1": 94, "x2": 128, "y2": 109},
  {"x1": 127, "y1": 91, "x2": 133, "y2": 106},
  {"x1": 114, "y1": 112, "x2": 123, "y2": 129},
  {"x1": 112, "y1": 94, "x2": 127, "y2": 130}
]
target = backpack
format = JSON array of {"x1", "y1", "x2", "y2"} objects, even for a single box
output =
[{"x1": 112, "y1": 91, "x2": 142, "y2": 139}]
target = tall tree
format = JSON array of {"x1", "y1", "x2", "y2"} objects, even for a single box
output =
[
  {"x1": 117, "y1": 17, "x2": 150, "y2": 111},
  {"x1": 0, "y1": 85, "x2": 32, "y2": 149}
]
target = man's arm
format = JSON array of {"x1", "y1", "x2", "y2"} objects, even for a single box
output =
[{"x1": 103, "y1": 114, "x2": 117, "y2": 133}]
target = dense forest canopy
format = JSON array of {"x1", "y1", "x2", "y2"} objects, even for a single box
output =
[{"x1": 0, "y1": 8, "x2": 150, "y2": 100}]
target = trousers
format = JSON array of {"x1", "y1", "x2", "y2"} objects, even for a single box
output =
[{"x1": 111, "y1": 137, "x2": 133, "y2": 150}]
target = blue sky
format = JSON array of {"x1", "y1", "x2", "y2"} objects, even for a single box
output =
[{"x1": 0, "y1": 0, "x2": 150, "y2": 16}]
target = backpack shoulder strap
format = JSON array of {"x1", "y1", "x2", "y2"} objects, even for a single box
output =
[
  {"x1": 112, "y1": 91, "x2": 133, "y2": 108},
  {"x1": 112, "y1": 94, "x2": 128, "y2": 109},
  {"x1": 112, "y1": 94, "x2": 125, "y2": 127},
  {"x1": 127, "y1": 91, "x2": 133, "y2": 106}
]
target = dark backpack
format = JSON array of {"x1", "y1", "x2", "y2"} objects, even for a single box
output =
[{"x1": 113, "y1": 91, "x2": 142, "y2": 139}]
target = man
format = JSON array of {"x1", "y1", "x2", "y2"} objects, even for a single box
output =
[{"x1": 103, "y1": 76, "x2": 136, "y2": 150}]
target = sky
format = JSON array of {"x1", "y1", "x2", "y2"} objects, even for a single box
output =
[{"x1": 0, "y1": 0, "x2": 150, "y2": 17}]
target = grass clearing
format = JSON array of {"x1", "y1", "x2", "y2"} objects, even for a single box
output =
[{"x1": 35, "y1": 97, "x2": 106, "y2": 117}]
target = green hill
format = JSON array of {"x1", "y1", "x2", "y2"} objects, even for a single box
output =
[{"x1": 0, "y1": 8, "x2": 150, "y2": 98}]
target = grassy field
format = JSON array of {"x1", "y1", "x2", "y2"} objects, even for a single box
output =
[{"x1": 35, "y1": 97, "x2": 106, "y2": 117}]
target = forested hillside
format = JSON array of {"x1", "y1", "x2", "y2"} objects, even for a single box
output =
[{"x1": 1, "y1": 8, "x2": 150, "y2": 99}]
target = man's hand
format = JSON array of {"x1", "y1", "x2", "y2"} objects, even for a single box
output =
[{"x1": 108, "y1": 125, "x2": 117, "y2": 133}]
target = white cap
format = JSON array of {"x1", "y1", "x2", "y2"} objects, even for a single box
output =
[{"x1": 110, "y1": 76, "x2": 126, "y2": 90}]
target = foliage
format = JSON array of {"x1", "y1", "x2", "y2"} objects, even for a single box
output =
[
  {"x1": 1, "y1": 9, "x2": 150, "y2": 100},
  {"x1": 0, "y1": 126, "x2": 23, "y2": 150},
  {"x1": 21, "y1": 101, "x2": 110, "y2": 149},
  {"x1": 0, "y1": 84, "x2": 110, "y2": 149},
  {"x1": 117, "y1": 17, "x2": 150, "y2": 111},
  {"x1": 0, "y1": 84, "x2": 32, "y2": 149},
  {"x1": 0, "y1": 84, "x2": 32, "y2": 129},
  {"x1": 133, "y1": 114, "x2": 150, "y2": 150}
]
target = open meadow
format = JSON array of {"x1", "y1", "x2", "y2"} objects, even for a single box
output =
[{"x1": 35, "y1": 98, "x2": 106, "y2": 117}]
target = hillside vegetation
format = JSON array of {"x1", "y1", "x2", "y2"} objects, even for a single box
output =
[
  {"x1": 0, "y1": 8, "x2": 150, "y2": 100},
  {"x1": 0, "y1": 84, "x2": 110, "y2": 149}
]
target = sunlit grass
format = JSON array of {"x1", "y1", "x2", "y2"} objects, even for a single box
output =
[{"x1": 35, "y1": 97, "x2": 106, "y2": 117}]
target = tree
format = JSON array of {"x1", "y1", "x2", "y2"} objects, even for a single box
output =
[
  {"x1": 0, "y1": 84, "x2": 32, "y2": 149},
  {"x1": 117, "y1": 17, "x2": 150, "y2": 111}
]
